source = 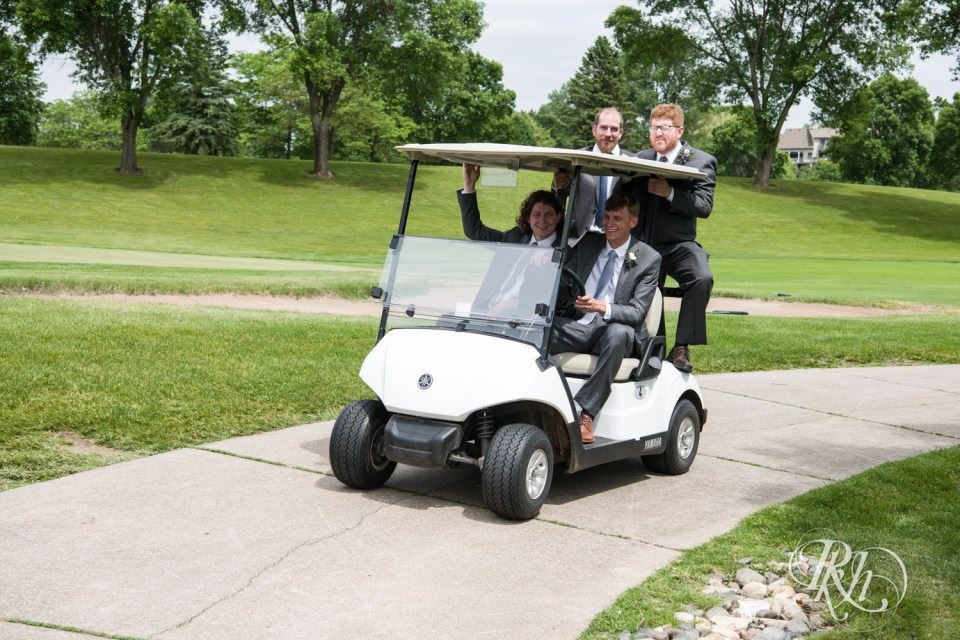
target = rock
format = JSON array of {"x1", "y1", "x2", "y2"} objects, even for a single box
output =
[
  {"x1": 737, "y1": 557, "x2": 754, "y2": 565},
  {"x1": 702, "y1": 634, "x2": 733, "y2": 640},
  {"x1": 706, "y1": 607, "x2": 731, "y2": 624},
  {"x1": 672, "y1": 629, "x2": 699, "y2": 640},
  {"x1": 736, "y1": 568, "x2": 767, "y2": 586},
  {"x1": 756, "y1": 628, "x2": 786, "y2": 640},
  {"x1": 651, "y1": 629, "x2": 670, "y2": 640},
  {"x1": 703, "y1": 585, "x2": 738, "y2": 597},
  {"x1": 794, "y1": 593, "x2": 812, "y2": 608},
  {"x1": 676, "y1": 612, "x2": 696, "y2": 624},
  {"x1": 724, "y1": 599, "x2": 739, "y2": 612},
  {"x1": 756, "y1": 609, "x2": 776, "y2": 619},
  {"x1": 767, "y1": 582, "x2": 795, "y2": 598},
  {"x1": 728, "y1": 581, "x2": 741, "y2": 589},
  {"x1": 742, "y1": 582, "x2": 768, "y2": 599},
  {"x1": 696, "y1": 621, "x2": 714, "y2": 635},
  {"x1": 633, "y1": 628, "x2": 658, "y2": 639},
  {"x1": 785, "y1": 617, "x2": 810, "y2": 634},
  {"x1": 736, "y1": 598, "x2": 773, "y2": 618},
  {"x1": 704, "y1": 629, "x2": 740, "y2": 640},
  {"x1": 764, "y1": 572, "x2": 781, "y2": 584},
  {"x1": 740, "y1": 629, "x2": 761, "y2": 640},
  {"x1": 619, "y1": 632, "x2": 632, "y2": 640},
  {"x1": 757, "y1": 618, "x2": 789, "y2": 629},
  {"x1": 808, "y1": 612, "x2": 827, "y2": 629},
  {"x1": 709, "y1": 572, "x2": 726, "y2": 585}
]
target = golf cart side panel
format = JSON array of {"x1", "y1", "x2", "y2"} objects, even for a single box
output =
[
  {"x1": 360, "y1": 329, "x2": 576, "y2": 424},
  {"x1": 565, "y1": 364, "x2": 702, "y2": 441}
]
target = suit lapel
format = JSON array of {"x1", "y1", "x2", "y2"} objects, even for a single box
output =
[{"x1": 578, "y1": 235, "x2": 605, "y2": 283}]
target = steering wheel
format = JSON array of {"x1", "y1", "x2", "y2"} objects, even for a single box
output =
[{"x1": 557, "y1": 266, "x2": 586, "y2": 317}]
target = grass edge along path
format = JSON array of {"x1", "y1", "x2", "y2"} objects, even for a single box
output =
[{"x1": 581, "y1": 444, "x2": 960, "y2": 639}]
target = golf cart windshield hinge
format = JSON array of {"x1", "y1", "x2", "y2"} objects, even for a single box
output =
[
  {"x1": 390, "y1": 235, "x2": 401, "y2": 249},
  {"x1": 551, "y1": 248, "x2": 563, "y2": 263}
]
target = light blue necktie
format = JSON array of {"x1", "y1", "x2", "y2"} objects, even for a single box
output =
[
  {"x1": 593, "y1": 250, "x2": 617, "y2": 299},
  {"x1": 594, "y1": 176, "x2": 608, "y2": 228}
]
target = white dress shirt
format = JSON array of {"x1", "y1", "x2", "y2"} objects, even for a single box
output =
[{"x1": 578, "y1": 241, "x2": 629, "y2": 325}]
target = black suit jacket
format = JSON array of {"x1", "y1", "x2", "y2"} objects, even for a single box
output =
[
  {"x1": 553, "y1": 145, "x2": 634, "y2": 240},
  {"x1": 564, "y1": 233, "x2": 661, "y2": 355},
  {"x1": 619, "y1": 142, "x2": 717, "y2": 247},
  {"x1": 458, "y1": 190, "x2": 560, "y2": 246}
]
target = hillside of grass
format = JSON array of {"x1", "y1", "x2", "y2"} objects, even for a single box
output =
[{"x1": 2, "y1": 145, "x2": 959, "y2": 305}]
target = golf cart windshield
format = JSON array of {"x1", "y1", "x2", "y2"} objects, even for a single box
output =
[{"x1": 379, "y1": 235, "x2": 560, "y2": 347}]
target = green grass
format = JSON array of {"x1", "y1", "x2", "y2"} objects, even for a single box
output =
[
  {"x1": 581, "y1": 444, "x2": 960, "y2": 639},
  {"x1": 2, "y1": 146, "x2": 959, "y2": 305},
  {"x1": 2, "y1": 296, "x2": 958, "y2": 491}
]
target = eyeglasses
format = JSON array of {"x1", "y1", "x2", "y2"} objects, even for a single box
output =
[{"x1": 648, "y1": 124, "x2": 679, "y2": 133}]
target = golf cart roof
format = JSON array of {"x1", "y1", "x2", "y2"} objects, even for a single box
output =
[{"x1": 396, "y1": 143, "x2": 707, "y2": 181}]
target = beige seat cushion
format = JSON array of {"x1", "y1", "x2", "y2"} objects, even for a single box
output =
[
  {"x1": 554, "y1": 289, "x2": 662, "y2": 382},
  {"x1": 554, "y1": 353, "x2": 640, "y2": 381}
]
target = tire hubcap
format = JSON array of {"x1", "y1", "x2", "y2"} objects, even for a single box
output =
[
  {"x1": 526, "y1": 450, "x2": 549, "y2": 500},
  {"x1": 370, "y1": 427, "x2": 390, "y2": 470},
  {"x1": 678, "y1": 417, "x2": 696, "y2": 460}
]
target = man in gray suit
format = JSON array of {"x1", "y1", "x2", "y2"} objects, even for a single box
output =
[
  {"x1": 552, "y1": 107, "x2": 634, "y2": 241},
  {"x1": 619, "y1": 103, "x2": 717, "y2": 373},
  {"x1": 549, "y1": 193, "x2": 661, "y2": 444}
]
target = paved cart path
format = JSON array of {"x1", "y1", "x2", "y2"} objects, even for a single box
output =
[{"x1": 1, "y1": 365, "x2": 958, "y2": 640}]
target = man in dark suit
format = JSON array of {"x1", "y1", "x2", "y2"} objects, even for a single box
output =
[
  {"x1": 552, "y1": 107, "x2": 634, "y2": 241},
  {"x1": 618, "y1": 103, "x2": 717, "y2": 373},
  {"x1": 549, "y1": 193, "x2": 661, "y2": 444}
]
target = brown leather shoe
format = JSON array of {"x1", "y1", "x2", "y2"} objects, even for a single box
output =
[
  {"x1": 669, "y1": 344, "x2": 693, "y2": 373},
  {"x1": 578, "y1": 412, "x2": 595, "y2": 444}
]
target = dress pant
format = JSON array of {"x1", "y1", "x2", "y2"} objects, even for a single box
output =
[
  {"x1": 657, "y1": 241, "x2": 712, "y2": 345},
  {"x1": 549, "y1": 317, "x2": 635, "y2": 418}
]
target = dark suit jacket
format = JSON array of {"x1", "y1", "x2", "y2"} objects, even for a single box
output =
[
  {"x1": 553, "y1": 146, "x2": 633, "y2": 240},
  {"x1": 458, "y1": 190, "x2": 557, "y2": 245},
  {"x1": 618, "y1": 142, "x2": 717, "y2": 247},
  {"x1": 564, "y1": 233, "x2": 661, "y2": 355}
]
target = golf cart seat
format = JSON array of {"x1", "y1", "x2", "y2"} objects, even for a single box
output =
[{"x1": 555, "y1": 288, "x2": 663, "y2": 381}]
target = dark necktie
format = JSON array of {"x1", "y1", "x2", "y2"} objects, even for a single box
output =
[{"x1": 594, "y1": 176, "x2": 608, "y2": 228}]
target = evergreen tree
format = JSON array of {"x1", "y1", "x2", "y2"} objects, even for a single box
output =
[
  {"x1": 565, "y1": 37, "x2": 636, "y2": 148},
  {"x1": 929, "y1": 94, "x2": 960, "y2": 191},
  {"x1": 0, "y1": 31, "x2": 44, "y2": 145}
]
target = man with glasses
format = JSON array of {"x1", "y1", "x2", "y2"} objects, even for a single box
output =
[
  {"x1": 618, "y1": 103, "x2": 717, "y2": 374},
  {"x1": 552, "y1": 107, "x2": 634, "y2": 241}
]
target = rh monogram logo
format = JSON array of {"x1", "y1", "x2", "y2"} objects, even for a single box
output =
[{"x1": 789, "y1": 536, "x2": 908, "y2": 624}]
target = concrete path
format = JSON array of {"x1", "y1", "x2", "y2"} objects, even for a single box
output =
[{"x1": 1, "y1": 365, "x2": 957, "y2": 640}]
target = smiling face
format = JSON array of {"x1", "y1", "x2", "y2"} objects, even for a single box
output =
[
  {"x1": 592, "y1": 109, "x2": 623, "y2": 154},
  {"x1": 528, "y1": 202, "x2": 560, "y2": 241},
  {"x1": 603, "y1": 206, "x2": 638, "y2": 248},
  {"x1": 649, "y1": 116, "x2": 683, "y2": 156}
]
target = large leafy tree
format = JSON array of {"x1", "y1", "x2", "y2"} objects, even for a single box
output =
[
  {"x1": 245, "y1": 0, "x2": 483, "y2": 178},
  {"x1": 37, "y1": 90, "x2": 124, "y2": 149},
  {"x1": 0, "y1": 30, "x2": 44, "y2": 145},
  {"x1": 827, "y1": 74, "x2": 934, "y2": 188},
  {"x1": 17, "y1": 0, "x2": 213, "y2": 174},
  {"x1": 612, "y1": 0, "x2": 910, "y2": 187},
  {"x1": 914, "y1": 0, "x2": 960, "y2": 76},
  {"x1": 929, "y1": 94, "x2": 960, "y2": 191}
]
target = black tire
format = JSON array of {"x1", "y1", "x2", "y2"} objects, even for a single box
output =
[
  {"x1": 329, "y1": 399, "x2": 396, "y2": 489},
  {"x1": 642, "y1": 399, "x2": 700, "y2": 475},
  {"x1": 481, "y1": 423, "x2": 554, "y2": 520}
]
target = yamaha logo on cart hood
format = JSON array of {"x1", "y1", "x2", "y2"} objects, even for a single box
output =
[{"x1": 418, "y1": 373, "x2": 433, "y2": 389}]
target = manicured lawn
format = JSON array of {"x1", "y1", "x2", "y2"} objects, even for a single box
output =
[
  {"x1": 2, "y1": 296, "x2": 958, "y2": 491},
  {"x1": 2, "y1": 146, "x2": 959, "y2": 306},
  {"x1": 581, "y1": 444, "x2": 960, "y2": 639}
]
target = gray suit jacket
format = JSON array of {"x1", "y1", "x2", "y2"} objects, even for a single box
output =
[
  {"x1": 619, "y1": 142, "x2": 717, "y2": 247},
  {"x1": 553, "y1": 146, "x2": 633, "y2": 240},
  {"x1": 564, "y1": 233, "x2": 661, "y2": 354}
]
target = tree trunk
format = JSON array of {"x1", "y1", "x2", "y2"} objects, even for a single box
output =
[
  {"x1": 754, "y1": 146, "x2": 774, "y2": 187},
  {"x1": 305, "y1": 78, "x2": 333, "y2": 178},
  {"x1": 119, "y1": 112, "x2": 141, "y2": 175},
  {"x1": 285, "y1": 128, "x2": 292, "y2": 160}
]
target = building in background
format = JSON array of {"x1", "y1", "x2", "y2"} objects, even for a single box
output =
[{"x1": 778, "y1": 126, "x2": 837, "y2": 166}]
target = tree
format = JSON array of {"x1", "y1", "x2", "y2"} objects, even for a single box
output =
[
  {"x1": 827, "y1": 74, "x2": 934, "y2": 187},
  {"x1": 245, "y1": 0, "x2": 483, "y2": 178},
  {"x1": 0, "y1": 30, "x2": 44, "y2": 145},
  {"x1": 708, "y1": 109, "x2": 793, "y2": 179},
  {"x1": 333, "y1": 84, "x2": 413, "y2": 162},
  {"x1": 535, "y1": 83, "x2": 578, "y2": 148},
  {"x1": 146, "y1": 36, "x2": 238, "y2": 156},
  {"x1": 929, "y1": 94, "x2": 960, "y2": 191},
  {"x1": 37, "y1": 91, "x2": 124, "y2": 149},
  {"x1": 612, "y1": 1, "x2": 910, "y2": 187},
  {"x1": 914, "y1": 0, "x2": 960, "y2": 76},
  {"x1": 17, "y1": 0, "x2": 211, "y2": 174}
]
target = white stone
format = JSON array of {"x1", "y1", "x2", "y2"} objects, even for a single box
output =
[
  {"x1": 742, "y1": 581, "x2": 768, "y2": 599},
  {"x1": 675, "y1": 611, "x2": 695, "y2": 624},
  {"x1": 736, "y1": 598, "x2": 773, "y2": 618}
]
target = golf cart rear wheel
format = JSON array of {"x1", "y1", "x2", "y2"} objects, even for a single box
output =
[
  {"x1": 642, "y1": 399, "x2": 700, "y2": 475},
  {"x1": 482, "y1": 423, "x2": 554, "y2": 521},
  {"x1": 329, "y1": 399, "x2": 396, "y2": 489}
]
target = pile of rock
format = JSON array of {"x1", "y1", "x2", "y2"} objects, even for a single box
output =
[{"x1": 617, "y1": 558, "x2": 833, "y2": 640}]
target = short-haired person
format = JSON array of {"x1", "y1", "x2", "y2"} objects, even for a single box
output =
[
  {"x1": 552, "y1": 107, "x2": 634, "y2": 240},
  {"x1": 459, "y1": 163, "x2": 563, "y2": 246},
  {"x1": 617, "y1": 103, "x2": 717, "y2": 373},
  {"x1": 549, "y1": 193, "x2": 661, "y2": 444}
]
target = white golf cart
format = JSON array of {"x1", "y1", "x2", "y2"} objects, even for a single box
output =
[{"x1": 329, "y1": 143, "x2": 710, "y2": 520}]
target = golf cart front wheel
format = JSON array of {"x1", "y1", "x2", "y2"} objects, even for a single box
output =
[
  {"x1": 482, "y1": 423, "x2": 554, "y2": 520},
  {"x1": 329, "y1": 399, "x2": 396, "y2": 489},
  {"x1": 642, "y1": 399, "x2": 700, "y2": 475}
]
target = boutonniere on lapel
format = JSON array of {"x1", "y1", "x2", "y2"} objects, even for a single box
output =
[
  {"x1": 625, "y1": 251, "x2": 638, "y2": 268},
  {"x1": 676, "y1": 146, "x2": 694, "y2": 166}
]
